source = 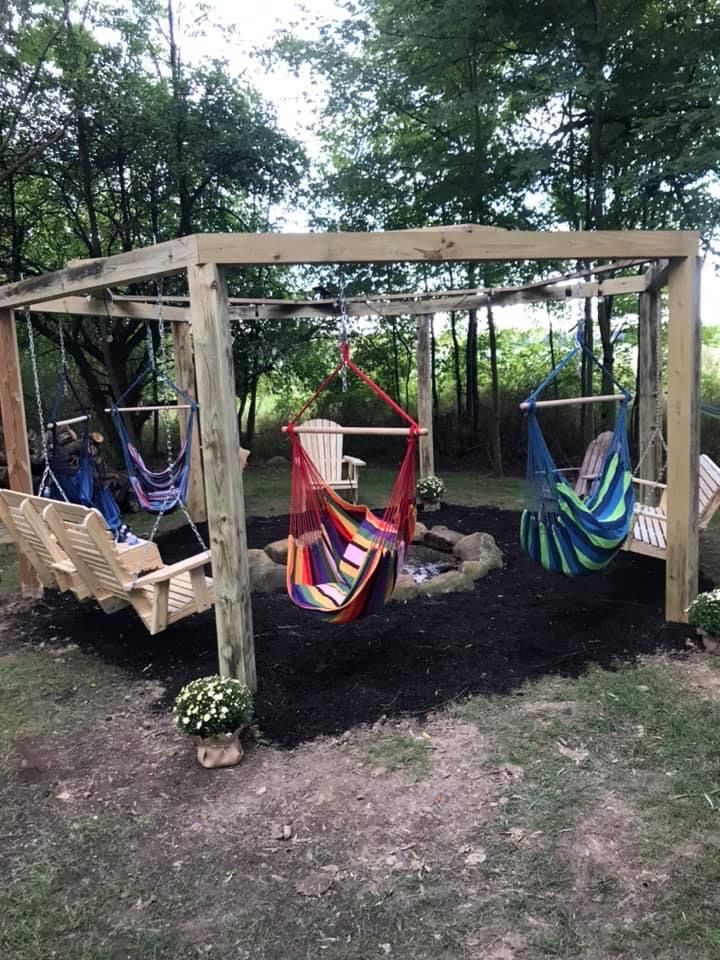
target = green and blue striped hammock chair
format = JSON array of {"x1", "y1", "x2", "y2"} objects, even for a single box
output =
[
  {"x1": 284, "y1": 343, "x2": 418, "y2": 624},
  {"x1": 520, "y1": 333, "x2": 635, "y2": 576}
]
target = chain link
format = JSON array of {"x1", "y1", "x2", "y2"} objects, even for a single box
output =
[
  {"x1": 338, "y1": 267, "x2": 349, "y2": 392},
  {"x1": 23, "y1": 310, "x2": 69, "y2": 501}
]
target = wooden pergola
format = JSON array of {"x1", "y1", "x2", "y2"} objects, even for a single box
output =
[{"x1": 0, "y1": 226, "x2": 701, "y2": 689}]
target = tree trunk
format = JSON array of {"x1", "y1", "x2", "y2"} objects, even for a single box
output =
[
  {"x1": 245, "y1": 375, "x2": 259, "y2": 445},
  {"x1": 486, "y1": 300, "x2": 503, "y2": 477},
  {"x1": 597, "y1": 294, "x2": 615, "y2": 429},
  {"x1": 466, "y1": 309, "x2": 480, "y2": 441},
  {"x1": 546, "y1": 304, "x2": 559, "y2": 399}
]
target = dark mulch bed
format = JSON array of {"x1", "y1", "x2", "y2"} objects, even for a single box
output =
[{"x1": 5, "y1": 504, "x2": 694, "y2": 747}]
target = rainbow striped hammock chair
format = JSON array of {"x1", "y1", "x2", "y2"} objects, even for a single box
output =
[
  {"x1": 284, "y1": 344, "x2": 419, "y2": 623},
  {"x1": 520, "y1": 332, "x2": 635, "y2": 575}
]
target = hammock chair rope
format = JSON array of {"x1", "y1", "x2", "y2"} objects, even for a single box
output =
[
  {"x1": 285, "y1": 342, "x2": 419, "y2": 623},
  {"x1": 520, "y1": 327, "x2": 635, "y2": 576}
]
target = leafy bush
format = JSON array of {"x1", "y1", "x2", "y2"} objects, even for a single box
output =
[
  {"x1": 688, "y1": 589, "x2": 720, "y2": 637},
  {"x1": 416, "y1": 475, "x2": 446, "y2": 501},
  {"x1": 174, "y1": 676, "x2": 253, "y2": 739}
]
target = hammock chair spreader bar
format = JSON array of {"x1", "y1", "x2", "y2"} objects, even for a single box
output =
[
  {"x1": 105, "y1": 403, "x2": 194, "y2": 413},
  {"x1": 47, "y1": 414, "x2": 91, "y2": 428},
  {"x1": 519, "y1": 393, "x2": 626, "y2": 411},
  {"x1": 282, "y1": 425, "x2": 427, "y2": 436}
]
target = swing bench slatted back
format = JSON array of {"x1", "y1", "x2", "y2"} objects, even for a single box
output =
[
  {"x1": 623, "y1": 454, "x2": 720, "y2": 559},
  {"x1": 0, "y1": 489, "x2": 91, "y2": 597},
  {"x1": 44, "y1": 504, "x2": 214, "y2": 634}
]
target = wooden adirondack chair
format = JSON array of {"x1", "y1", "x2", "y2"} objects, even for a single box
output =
[
  {"x1": 298, "y1": 418, "x2": 367, "y2": 503},
  {"x1": 44, "y1": 504, "x2": 214, "y2": 634},
  {"x1": 0, "y1": 489, "x2": 92, "y2": 597},
  {"x1": 555, "y1": 431, "x2": 614, "y2": 497},
  {"x1": 623, "y1": 453, "x2": 720, "y2": 560}
]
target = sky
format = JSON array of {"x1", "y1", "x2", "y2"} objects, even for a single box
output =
[{"x1": 185, "y1": 0, "x2": 717, "y2": 321}]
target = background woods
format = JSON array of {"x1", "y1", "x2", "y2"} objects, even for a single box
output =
[{"x1": 2, "y1": 0, "x2": 720, "y2": 474}]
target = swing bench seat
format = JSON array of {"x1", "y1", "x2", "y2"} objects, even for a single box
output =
[
  {"x1": 623, "y1": 454, "x2": 720, "y2": 560},
  {"x1": 0, "y1": 489, "x2": 93, "y2": 599},
  {"x1": 43, "y1": 505, "x2": 214, "y2": 634}
]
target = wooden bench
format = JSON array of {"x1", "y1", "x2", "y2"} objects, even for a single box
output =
[
  {"x1": 623, "y1": 454, "x2": 720, "y2": 560},
  {"x1": 44, "y1": 504, "x2": 214, "y2": 634}
]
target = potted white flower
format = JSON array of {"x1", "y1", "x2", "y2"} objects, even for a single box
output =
[
  {"x1": 687, "y1": 589, "x2": 720, "y2": 653},
  {"x1": 416, "y1": 475, "x2": 445, "y2": 512},
  {"x1": 174, "y1": 676, "x2": 254, "y2": 769}
]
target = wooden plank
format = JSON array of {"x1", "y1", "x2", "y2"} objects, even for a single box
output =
[
  {"x1": 636, "y1": 288, "x2": 662, "y2": 503},
  {"x1": 195, "y1": 228, "x2": 699, "y2": 267},
  {"x1": 0, "y1": 237, "x2": 198, "y2": 309},
  {"x1": 171, "y1": 319, "x2": 206, "y2": 522},
  {"x1": 665, "y1": 256, "x2": 701, "y2": 622},
  {"x1": 0, "y1": 308, "x2": 41, "y2": 595},
  {"x1": 416, "y1": 315, "x2": 435, "y2": 479},
  {"x1": 188, "y1": 262, "x2": 255, "y2": 689},
  {"x1": 31, "y1": 296, "x2": 189, "y2": 323}
]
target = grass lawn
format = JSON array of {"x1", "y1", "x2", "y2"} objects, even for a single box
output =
[{"x1": 2, "y1": 638, "x2": 720, "y2": 959}]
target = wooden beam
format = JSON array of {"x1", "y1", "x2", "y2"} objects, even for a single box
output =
[
  {"x1": 644, "y1": 259, "x2": 670, "y2": 292},
  {"x1": 665, "y1": 256, "x2": 701, "y2": 622},
  {"x1": 171, "y1": 319, "x2": 206, "y2": 522},
  {"x1": 636, "y1": 288, "x2": 662, "y2": 503},
  {"x1": 416, "y1": 315, "x2": 435, "y2": 479},
  {"x1": 31, "y1": 296, "x2": 189, "y2": 323},
  {"x1": 195, "y1": 228, "x2": 699, "y2": 266},
  {"x1": 188, "y1": 262, "x2": 255, "y2": 689},
  {"x1": 0, "y1": 237, "x2": 198, "y2": 309},
  {"x1": 0, "y1": 309, "x2": 41, "y2": 595}
]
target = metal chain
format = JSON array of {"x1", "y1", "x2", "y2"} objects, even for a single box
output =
[
  {"x1": 23, "y1": 310, "x2": 69, "y2": 501},
  {"x1": 57, "y1": 318, "x2": 67, "y2": 396},
  {"x1": 137, "y1": 281, "x2": 207, "y2": 556},
  {"x1": 338, "y1": 267, "x2": 349, "y2": 392}
]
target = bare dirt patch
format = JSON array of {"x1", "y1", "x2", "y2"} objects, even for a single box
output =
[
  {"x1": 561, "y1": 793, "x2": 644, "y2": 895},
  {"x1": 668, "y1": 654, "x2": 720, "y2": 701}
]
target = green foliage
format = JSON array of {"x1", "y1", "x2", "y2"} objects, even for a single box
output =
[
  {"x1": 687, "y1": 589, "x2": 720, "y2": 637},
  {"x1": 173, "y1": 676, "x2": 253, "y2": 738}
]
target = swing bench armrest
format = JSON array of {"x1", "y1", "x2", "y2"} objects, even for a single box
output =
[
  {"x1": 343, "y1": 455, "x2": 367, "y2": 468},
  {"x1": 132, "y1": 551, "x2": 212, "y2": 586}
]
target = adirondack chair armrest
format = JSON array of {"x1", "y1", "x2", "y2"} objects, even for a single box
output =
[
  {"x1": 343, "y1": 455, "x2": 367, "y2": 468},
  {"x1": 132, "y1": 551, "x2": 212, "y2": 586},
  {"x1": 51, "y1": 558, "x2": 76, "y2": 574}
]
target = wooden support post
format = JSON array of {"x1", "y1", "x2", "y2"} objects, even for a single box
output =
[
  {"x1": 665, "y1": 256, "x2": 701, "y2": 622},
  {"x1": 171, "y1": 320, "x2": 206, "y2": 522},
  {"x1": 0, "y1": 308, "x2": 42, "y2": 595},
  {"x1": 416, "y1": 315, "x2": 435, "y2": 481},
  {"x1": 637, "y1": 288, "x2": 662, "y2": 504},
  {"x1": 187, "y1": 263, "x2": 255, "y2": 689}
]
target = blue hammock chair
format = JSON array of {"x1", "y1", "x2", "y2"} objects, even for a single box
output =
[
  {"x1": 520, "y1": 334, "x2": 635, "y2": 576},
  {"x1": 110, "y1": 362, "x2": 198, "y2": 514},
  {"x1": 42, "y1": 370, "x2": 123, "y2": 533}
]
